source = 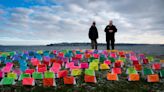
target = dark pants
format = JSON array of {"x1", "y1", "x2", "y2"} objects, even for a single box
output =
[
  {"x1": 91, "y1": 40, "x2": 97, "y2": 49},
  {"x1": 106, "y1": 39, "x2": 115, "y2": 50}
]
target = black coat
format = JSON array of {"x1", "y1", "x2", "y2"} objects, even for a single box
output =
[
  {"x1": 104, "y1": 25, "x2": 117, "y2": 40},
  {"x1": 89, "y1": 25, "x2": 98, "y2": 40}
]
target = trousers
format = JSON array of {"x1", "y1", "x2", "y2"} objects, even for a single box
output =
[
  {"x1": 106, "y1": 39, "x2": 115, "y2": 50},
  {"x1": 91, "y1": 40, "x2": 97, "y2": 49}
]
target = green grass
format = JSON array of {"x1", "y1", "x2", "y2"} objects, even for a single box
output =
[{"x1": 0, "y1": 71, "x2": 164, "y2": 92}]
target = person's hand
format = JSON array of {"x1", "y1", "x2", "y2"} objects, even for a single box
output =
[{"x1": 109, "y1": 30, "x2": 113, "y2": 33}]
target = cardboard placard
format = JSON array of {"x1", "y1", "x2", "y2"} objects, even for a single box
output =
[
  {"x1": 22, "y1": 78, "x2": 35, "y2": 86},
  {"x1": 84, "y1": 75, "x2": 97, "y2": 83},
  {"x1": 64, "y1": 76, "x2": 76, "y2": 84},
  {"x1": 85, "y1": 69, "x2": 95, "y2": 76},
  {"x1": 143, "y1": 68, "x2": 153, "y2": 76},
  {"x1": 100, "y1": 64, "x2": 109, "y2": 70},
  {"x1": 19, "y1": 73, "x2": 31, "y2": 81},
  {"x1": 113, "y1": 62, "x2": 123, "y2": 68},
  {"x1": 132, "y1": 60, "x2": 139, "y2": 65},
  {"x1": 75, "y1": 54, "x2": 83, "y2": 59},
  {"x1": 32, "y1": 72, "x2": 43, "y2": 79},
  {"x1": 93, "y1": 54, "x2": 99, "y2": 59},
  {"x1": 7, "y1": 72, "x2": 17, "y2": 80},
  {"x1": 0, "y1": 77, "x2": 15, "y2": 85},
  {"x1": 80, "y1": 62, "x2": 89, "y2": 69},
  {"x1": 110, "y1": 53, "x2": 117, "y2": 58},
  {"x1": 43, "y1": 78, "x2": 56, "y2": 86},
  {"x1": 0, "y1": 70, "x2": 4, "y2": 78},
  {"x1": 107, "y1": 73, "x2": 118, "y2": 81},
  {"x1": 25, "y1": 69, "x2": 35, "y2": 75},
  {"x1": 89, "y1": 62, "x2": 99, "y2": 71},
  {"x1": 104, "y1": 60, "x2": 111, "y2": 65},
  {"x1": 31, "y1": 58, "x2": 40, "y2": 66},
  {"x1": 112, "y1": 68, "x2": 122, "y2": 74},
  {"x1": 71, "y1": 69, "x2": 82, "y2": 76},
  {"x1": 152, "y1": 63, "x2": 161, "y2": 70},
  {"x1": 57, "y1": 70, "x2": 68, "y2": 78},
  {"x1": 160, "y1": 70, "x2": 164, "y2": 77},
  {"x1": 134, "y1": 64, "x2": 142, "y2": 71},
  {"x1": 147, "y1": 74, "x2": 159, "y2": 82},
  {"x1": 128, "y1": 74, "x2": 140, "y2": 81},
  {"x1": 126, "y1": 67, "x2": 137, "y2": 74},
  {"x1": 143, "y1": 59, "x2": 149, "y2": 64},
  {"x1": 44, "y1": 71, "x2": 55, "y2": 78}
]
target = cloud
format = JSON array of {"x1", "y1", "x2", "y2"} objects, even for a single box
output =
[
  {"x1": 0, "y1": 9, "x2": 4, "y2": 14},
  {"x1": 0, "y1": 0, "x2": 164, "y2": 45}
]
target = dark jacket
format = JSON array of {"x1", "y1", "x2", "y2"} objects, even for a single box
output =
[
  {"x1": 104, "y1": 25, "x2": 117, "y2": 40},
  {"x1": 89, "y1": 25, "x2": 98, "y2": 40}
]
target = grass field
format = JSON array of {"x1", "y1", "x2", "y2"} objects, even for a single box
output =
[{"x1": 0, "y1": 50, "x2": 164, "y2": 92}]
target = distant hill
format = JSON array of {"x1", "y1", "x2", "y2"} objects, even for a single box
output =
[{"x1": 46, "y1": 42, "x2": 164, "y2": 46}]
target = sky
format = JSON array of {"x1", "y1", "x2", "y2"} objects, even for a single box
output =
[{"x1": 0, "y1": 0, "x2": 164, "y2": 45}]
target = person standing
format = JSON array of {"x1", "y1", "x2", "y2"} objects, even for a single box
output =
[
  {"x1": 88, "y1": 21, "x2": 98, "y2": 49},
  {"x1": 104, "y1": 20, "x2": 117, "y2": 50}
]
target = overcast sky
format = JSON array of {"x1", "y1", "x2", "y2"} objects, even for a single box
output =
[{"x1": 0, "y1": 0, "x2": 164, "y2": 45}]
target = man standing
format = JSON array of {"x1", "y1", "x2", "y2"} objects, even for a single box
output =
[
  {"x1": 89, "y1": 21, "x2": 98, "y2": 49},
  {"x1": 104, "y1": 20, "x2": 117, "y2": 50}
]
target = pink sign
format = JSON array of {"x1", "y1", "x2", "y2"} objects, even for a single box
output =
[
  {"x1": 6, "y1": 62, "x2": 13, "y2": 67},
  {"x1": 110, "y1": 53, "x2": 117, "y2": 58},
  {"x1": 50, "y1": 67, "x2": 60, "y2": 73},
  {"x1": 53, "y1": 50, "x2": 57, "y2": 54},
  {"x1": 50, "y1": 63, "x2": 61, "y2": 73},
  {"x1": 52, "y1": 63, "x2": 61, "y2": 69},
  {"x1": 65, "y1": 62, "x2": 74, "y2": 68},
  {"x1": 2, "y1": 67, "x2": 9, "y2": 73},
  {"x1": 130, "y1": 56, "x2": 138, "y2": 61},
  {"x1": 104, "y1": 60, "x2": 111, "y2": 65},
  {"x1": 0, "y1": 70, "x2": 4, "y2": 78},
  {"x1": 31, "y1": 58, "x2": 40, "y2": 66},
  {"x1": 70, "y1": 65, "x2": 80, "y2": 70},
  {"x1": 93, "y1": 54, "x2": 99, "y2": 58},
  {"x1": 80, "y1": 62, "x2": 89, "y2": 69},
  {"x1": 13, "y1": 69, "x2": 22, "y2": 76}
]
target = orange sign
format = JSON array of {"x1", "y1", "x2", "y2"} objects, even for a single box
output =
[
  {"x1": 147, "y1": 74, "x2": 159, "y2": 82},
  {"x1": 107, "y1": 73, "x2": 118, "y2": 81},
  {"x1": 128, "y1": 74, "x2": 140, "y2": 81}
]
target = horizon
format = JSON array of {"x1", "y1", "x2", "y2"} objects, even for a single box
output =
[
  {"x1": 0, "y1": 0, "x2": 164, "y2": 45},
  {"x1": 0, "y1": 42, "x2": 164, "y2": 46}
]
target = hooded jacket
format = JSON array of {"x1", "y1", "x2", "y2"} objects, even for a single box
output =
[{"x1": 89, "y1": 25, "x2": 98, "y2": 40}]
